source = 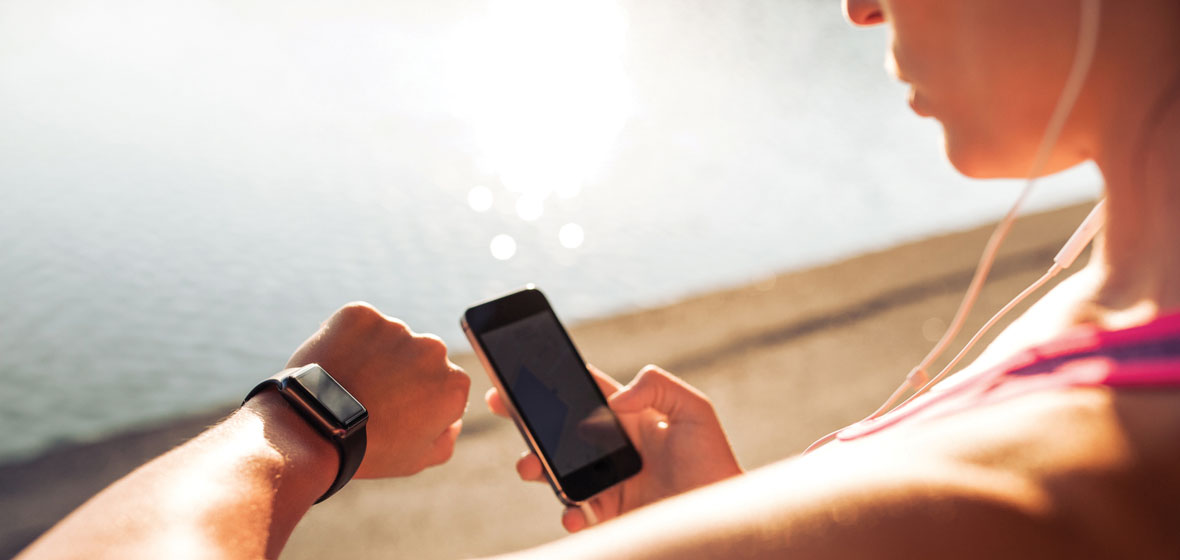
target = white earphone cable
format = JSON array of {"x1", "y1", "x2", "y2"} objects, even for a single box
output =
[{"x1": 805, "y1": 0, "x2": 1104, "y2": 454}]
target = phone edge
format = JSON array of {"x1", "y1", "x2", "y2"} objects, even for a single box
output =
[{"x1": 460, "y1": 315, "x2": 582, "y2": 507}]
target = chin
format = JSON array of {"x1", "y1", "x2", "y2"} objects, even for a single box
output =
[
  {"x1": 940, "y1": 120, "x2": 1084, "y2": 180},
  {"x1": 944, "y1": 140, "x2": 1011, "y2": 179},
  {"x1": 942, "y1": 126, "x2": 1031, "y2": 179}
]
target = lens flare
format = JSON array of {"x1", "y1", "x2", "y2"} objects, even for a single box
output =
[
  {"x1": 558, "y1": 222, "x2": 584, "y2": 249},
  {"x1": 467, "y1": 185, "x2": 494, "y2": 212},
  {"x1": 490, "y1": 234, "x2": 517, "y2": 260},
  {"x1": 515, "y1": 195, "x2": 544, "y2": 222},
  {"x1": 445, "y1": 0, "x2": 632, "y2": 215}
]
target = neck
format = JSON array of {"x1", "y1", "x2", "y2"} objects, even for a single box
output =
[{"x1": 1085, "y1": 69, "x2": 1180, "y2": 326}]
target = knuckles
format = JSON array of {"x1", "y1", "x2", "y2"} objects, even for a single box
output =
[
  {"x1": 413, "y1": 333, "x2": 449, "y2": 360},
  {"x1": 331, "y1": 304, "x2": 456, "y2": 363},
  {"x1": 336, "y1": 301, "x2": 383, "y2": 325},
  {"x1": 326, "y1": 303, "x2": 470, "y2": 416},
  {"x1": 442, "y1": 371, "x2": 472, "y2": 418},
  {"x1": 337, "y1": 301, "x2": 415, "y2": 337},
  {"x1": 448, "y1": 368, "x2": 472, "y2": 396},
  {"x1": 433, "y1": 437, "x2": 457, "y2": 466}
]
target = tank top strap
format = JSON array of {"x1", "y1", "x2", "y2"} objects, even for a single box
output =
[
  {"x1": 836, "y1": 308, "x2": 1180, "y2": 443},
  {"x1": 1005, "y1": 309, "x2": 1180, "y2": 385}
]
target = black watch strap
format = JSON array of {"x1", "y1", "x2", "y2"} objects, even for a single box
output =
[
  {"x1": 320, "y1": 423, "x2": 366, "y2": 503},
  {"x1": 244, "y1": 365, "x2": 368, "y2": 503}
]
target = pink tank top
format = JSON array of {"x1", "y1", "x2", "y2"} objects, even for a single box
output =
[{"x1": 837, "y1": 309, "x2": 1180, "y2": 442}]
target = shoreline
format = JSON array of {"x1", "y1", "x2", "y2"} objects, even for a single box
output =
[{"x1": 0, "y1": 201, "x2": 1096, "y2": 558}]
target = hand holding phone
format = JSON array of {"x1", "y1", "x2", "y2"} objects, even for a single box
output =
[
  {"x1": 462, "y1": 286, "x2": 643, "y2": 505},
  {"x1": 487, "y1": 363, "x2": 743, "y2": 531}
]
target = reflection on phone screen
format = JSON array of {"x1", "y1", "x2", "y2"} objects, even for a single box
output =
[{"x1": 481, "y1": 312, "x2": 627, "y2": 475}]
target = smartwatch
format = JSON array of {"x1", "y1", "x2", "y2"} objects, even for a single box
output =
[{"x1": 244, "y1": 364, "x2": 368, "y2": 503}]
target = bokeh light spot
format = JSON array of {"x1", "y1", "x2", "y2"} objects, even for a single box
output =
[
  {"x1": 516, "y1": 195, "x2": 544, "y2": 222},
  {"x1": 444, "y1": 0, "x2": 632, "y2": 223},
  {"x1": 490, "y1": 234, "x2": 517, "y2": 260},
  {"x1": 558, "y1": 222, "x2": 584, "y2": 249},
  {"x1": 468, "y1": 185, "x2": 494, "y2": 212},
  {"x1": 555, "y1": 182, "x2": 582, "y2": 200}
]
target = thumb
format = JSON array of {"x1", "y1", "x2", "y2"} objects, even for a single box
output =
[{"x1": 609, "y1": 365, "x2": 706, "y2": 417}]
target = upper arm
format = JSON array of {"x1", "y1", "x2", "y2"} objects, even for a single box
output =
[
  {"x1": 506, "y1": 448, "x2": 1082, "y2": 559},
  {"x1": 501, "y1": 388, "x2": 1180, "y2": 560}
]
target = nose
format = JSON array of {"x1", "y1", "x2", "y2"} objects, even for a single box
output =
[{"x1": 843, "y1": 0, "x2": 885, "y2": 27}]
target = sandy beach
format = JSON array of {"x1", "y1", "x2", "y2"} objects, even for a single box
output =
[{"x1": 0, "y1": 201, "x2": 1096, "y2": 558}]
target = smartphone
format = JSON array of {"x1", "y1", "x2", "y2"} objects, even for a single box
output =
[{"x1": 462, "y1": 286, "x2": 642, "y2": 505}]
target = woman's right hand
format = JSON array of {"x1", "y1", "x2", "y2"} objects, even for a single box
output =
[{"x1": 485, "y1": 364, "x2": 742, "y2": 532}]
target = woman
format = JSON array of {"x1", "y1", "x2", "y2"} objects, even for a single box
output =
[
  {"x1": 20, "y1": 0, "x2": 1180, "y2": 558},
  {"x1": 495, "y1": 0, "x2": 1180, "y2": 554}
]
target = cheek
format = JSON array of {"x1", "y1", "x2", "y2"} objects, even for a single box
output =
[{"x1": 925, "y1": 1, "x2": 1086, "y2": 178}]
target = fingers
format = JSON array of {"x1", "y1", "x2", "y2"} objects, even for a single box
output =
[
  {"x1": 486, "y1": 365, "x2": 626, "y2": 492},
  {"x1": 609, "y1": 364, "x2": 712, "y2": 418},
  {"x1": 513, "y1": 456, "x2": 594, "y2": 533},
  {"x1": 587, "y1": 364, "x2": 625, "y2": 397},
  {"x1": 412, "y1": 332, "x2": 450, "y2": 364},
  {"x1": 425, "y1": 418, "x2": 463, "y2": 467},
  {"x1": 485, "y1": 387, "x2": 511, "y2": 418},
  {"x1": 288, "y1": 301, "x2": 478, "y2": 478},
  {"x1": 515, "y1": 451, "x2": 545, "y2": 482},
  {"x1": 561, "y1": 507, "x2": 589, "y2": 533},
  {"x1": 446, "y1": 417, "x2": 464, "y2": 440}
]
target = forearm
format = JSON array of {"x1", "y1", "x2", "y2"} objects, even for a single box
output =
[
  {"x1": 20, "y1": 391, "x2": 336, "y2": 560},
  {"x1": 498, "y1": 444, "x2": 1080, "y2": 560},
  {"x1": 19, "y1": 303, "x2": 469, "y2": 559}
]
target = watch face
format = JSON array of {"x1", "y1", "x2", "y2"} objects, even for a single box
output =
[{"x1": 291, "y1": 365, "x2": 367, "y2": 427}]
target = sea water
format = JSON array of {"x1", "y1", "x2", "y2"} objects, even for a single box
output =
[{"x1": 0, "y1": 0, "x2": 1099, "y2": 462}]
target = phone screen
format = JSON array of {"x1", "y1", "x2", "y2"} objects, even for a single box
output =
[
  {"x1": 464, "y1": 286, "x2": 641, "y2": 503},
  {"x1": 480, "y1": 311, "x2": 628, "y2": 476}
]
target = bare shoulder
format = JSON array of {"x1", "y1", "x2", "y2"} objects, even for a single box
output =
[
  {"x1": 881, "y1": 386, "x2": 1180, "y2": 557},
  {"x1": 520, "y1": 388, "x2": 1180, "y2": 560}
]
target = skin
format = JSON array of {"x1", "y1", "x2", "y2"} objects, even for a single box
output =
[
  {"x1": 485, "y1": 365, "x2": 743, "y2": 532},
  {"x1": 865, "y1": 0, "x2": 1180, "y2": 344},
  {"x1": 20, "y1": 302, "x2": 471, "y2": 559},
  {"x1": 18, "y1": 0, "x2": 1180, "y2": 558},
  {"x1": 875, "y1": 0, "x2": 1096, "y2": 177}
]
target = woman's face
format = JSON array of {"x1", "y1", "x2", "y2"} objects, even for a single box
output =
[{"x1": 844, "y1": 0, "x2": 1094, "y2": 178}]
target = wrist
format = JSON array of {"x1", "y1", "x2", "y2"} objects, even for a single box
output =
[{"x1": 240, "y1": 388, "x2": 338, "y2": 506}]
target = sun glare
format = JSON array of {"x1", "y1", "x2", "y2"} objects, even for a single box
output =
[
  {"x1": 515, "y1": 195, "x2": 544, "y2": 221},
  {"x1": 447, "y1": 0, "x2": 632, "y2": 255}
]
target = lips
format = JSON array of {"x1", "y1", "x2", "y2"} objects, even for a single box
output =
[
  {"x1": 888, "y1": 49, "x2": 929, "y2": 117},
  {"x1": 907, "y1": 87, "x2": 931, "y2": 118}
]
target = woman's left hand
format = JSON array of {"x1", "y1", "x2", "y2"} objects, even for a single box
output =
[{"x1": 486, "y1": 364, "x2": 742, "y2": 532}]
